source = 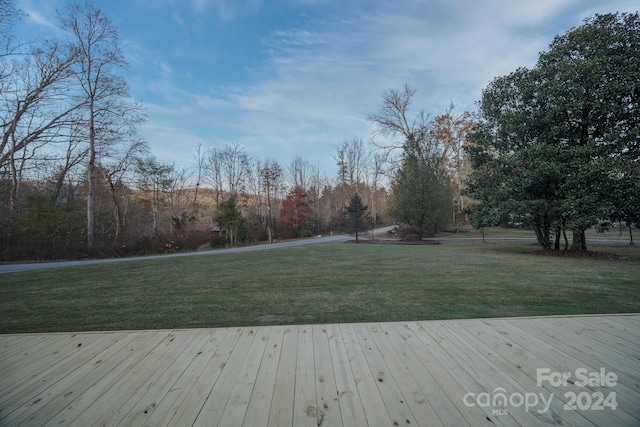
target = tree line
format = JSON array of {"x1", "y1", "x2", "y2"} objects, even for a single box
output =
[
  {"x1": 4, "y1": 1, "x2": 634, "y2": 260},
  {"x1": 0, "y1": 1, "x2": 475, "y2": 261}
]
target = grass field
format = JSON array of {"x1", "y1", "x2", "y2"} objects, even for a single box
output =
[{"x1": 1, "y1": 239, "x2": 639, "y2": 334}]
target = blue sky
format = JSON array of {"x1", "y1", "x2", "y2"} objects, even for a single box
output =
[{"x1": 14, "y1": 0, "x2": 639, "y2": 177}]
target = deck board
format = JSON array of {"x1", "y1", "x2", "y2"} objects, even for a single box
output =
[
  {"x1": 1, "y1": 315, "x2": 638, "y2": 426},
  {"x1": 312, "y1": 324, "x2": 342, "y2": 427},
  {"x1": 325, "y1": 323, "x2": 368, "y2": 427},
  {"x1": 266, "y1": 326, "x2": 297, "y2": 427}
]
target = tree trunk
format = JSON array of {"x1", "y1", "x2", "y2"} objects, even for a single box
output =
[
  {"x1": 570, "y1": 229, "x2": 587, "y2": 251},
  {"x1": 106, "y1": 175, "x2": 122, "y2": 243},
  {"x1": 86, "y1": 98, "x2": 96, "y2": 255},
  {"x1": 8, "y1": 138, "x2": 19, "y2": 228},
  {"x1": 562, "y1": 217, "x2": 568, "y2": 251},
  {"x1": 533, "y1": 224, "x2": 551, "y2": 250},
  {"x1": 266, "y1": 190, "x2": 273, "y2": 244},
  {"x1": 87, "y1": 157, "x2": 95, "y2": 253}
]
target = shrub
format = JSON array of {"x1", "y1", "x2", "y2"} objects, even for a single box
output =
[{"x1": 297, "y1": 229, "x2": 313, "y2": 238}]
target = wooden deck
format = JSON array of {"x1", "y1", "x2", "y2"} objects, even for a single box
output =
[{"x1": 0, "y1": 315, "x2": 638, "y2": 426}]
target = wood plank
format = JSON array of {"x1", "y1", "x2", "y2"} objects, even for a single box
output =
[
  {"x1": 0, "y1": 315, "x2": 636, "y2": 427},
  {"x1": 452, "y1": 319, "x2": 601, "y2": 426},
  {"x1": 242, "y1": 326, "x2": 285, "y2": 427},
  {"x1": 191, "y1": 327, "x2": 257, "y2": 427},
  {"x1": 41, "y1": 330, "x2": 173, "y2": 426},
  {"x1": 217, "y1": 327, "x2": 272, "y2": 426},
  {"x1": 0, "y1": 335, "x2": 60, "y2": 368},
  {"x1": 0, "y1": 334, "x2": 51, "y2": 360},
  {"x1": 325, "y1": 323, "x2": 368, "y2": 427},
  {"x1": 160, "y1": 327, "x2": 242, "y2": 427},
  {"x1": 292, "y1": 325, "x2": 318, "y2": 427},
  {"x1": 364, "y1": 323, "x2": 446, "y2": 426},
  {"x1": 420, "y1": 320, "x2": 554, "y2": 427},
  {"x1": 532, "y1": 318, "x2": 640, "y2": 383},
  {"x1": 396, "y1": 321, "x2": 515, "y2": 427},
  {"x1": 352, "y1": 323, "x2": 420, "y2": 426},
  {"x1": 0, "y1": 335, "x2": 78, "y2": 387},
  {"x1": 267, "y1": 326, "x2": 298, "y2": 427},
  {"x1": 114, "y1": 329, "x2": 215, "y2": 427},
  {"x1": 371, "y1": 322, "x2": 461, "y2": 427},
  {"x1": 0, "y1": 335, "x2": 89, "y2": 408},
  {"x1": 383, "y1": 322, "x2": 501, "y2": 427},
  {"x1": 311, "y1": 324, "x2": 341, "y2": 427},
  {"x1": 0, "y1": 332, "x2": 134, "y2": 426},
  {"x1": 575, "y1": 315, "x2": 640, "y2": 342},
  {"x1": 560, "y1": 317, "x2": 640, "y2": 356},
  {"x1": 18, "y1": 331, "x2": 153, "y2": 427},
  {"x1": 68, "y1": 329, "x2": 201, "y2": 427},
  {"x1": 138, "y1": 328, "x2": 228, "y2": 427},
  {"x1": 502, "y1": 318, "x2": 640, "y2": 425},
  {"x1": 339, "y1": 323, "x2": 393, "y2": 427},
  {"x1": 507, "y1": 317, "x2": 640, "y2": 398},
  {"x1": 495, "y1": 318, "x2": 639, "y2": 426}
]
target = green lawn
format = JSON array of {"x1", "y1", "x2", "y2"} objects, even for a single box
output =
[{"x1": 1, "y1": 240, "x2": 638, "y2": 333}]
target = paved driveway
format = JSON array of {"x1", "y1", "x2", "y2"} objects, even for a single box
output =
[{"x1": 0, "y1": 232, "x2": 362, "y2": 274}]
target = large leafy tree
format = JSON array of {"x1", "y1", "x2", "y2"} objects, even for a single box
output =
[
  {"x1": 389, "y1": 152, "x2": 452, "y2": 239},
  {"x1": 369, "y1": 84, "x2": 455, "y2": 239},
  {"x1": 280, "y1": 186, "x2": 313, "y2": 238},
  {"x1": 466, "y1": 12, "x2": 640, "y2": 251}
]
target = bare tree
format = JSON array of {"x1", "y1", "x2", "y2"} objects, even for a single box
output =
[
  {"x1": 245, "y1": 156, "x2": 267, "y2": 235},
  {"x1": 261, "y1": 159, "x2": 283, "y2": 243},
  {"x1": 206, "y1": 142, "x2": 249, "y2": 207},
  {"x1": 206, "y1": 146, "x2": 224, "y2": 209},
  {"x1": 101, "y1": 137, "x2": 147, "y2": 242},
  {"x1": 0, "y1": 0, "x2": 24, "y2": 59},
  {"x1": 332, "y1": 139, "x2": 371, "y2": 204},
  {"x1": 332, "y1": 141, "x2": 348, "y2": 205},
  {"x1": 58, "y1": 2, "x2": 143, "y2": 253},
  {"x1": 1, "y1": 40, "x2": 79, "y2": 225},
  {"x1": 135, "y1": 156, "x2": 173, "y2": 237},
  {"x1": 345, "y1": 138, "x2": 370, "y2": 195},
  {"x1": 368, "y1": 83, "x2": 433, "y2": 168},
  {"x1": 308, "y1": 163, "x2": 327, "y2": 234},
  {"x1": 49, "y1": 119, "x2": 89, "y2": 205},
  {"x1": 192, "y1": 140, "x2": 206, "y2": 214},
  {"x1": 287, "y1": 155, "x2": 312, "y2": 190},
  {"x1": 433, "y1": 102, "x2": 475, "y2": 224},
  {"x1": 220, "y1": 142, "x2": 248, "y2": 197},
  {"x1": 367, "y1": 152, "x2": 386, "y2": 225},
  {"x1": 167, "y1": 164, "x2": 193, "y2": 233}
]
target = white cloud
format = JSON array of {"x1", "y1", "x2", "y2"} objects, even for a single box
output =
[
  {"x1": 133, "y1": 0, "x2": 640, "y2": 173},
  {"x1": 21, "y1": 0, "x2": 58, "y2": 29},
  {"x1": 191, "y1": 0, "x2": 263, "y2": 22}
]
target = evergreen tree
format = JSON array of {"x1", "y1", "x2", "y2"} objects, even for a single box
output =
[
  {"x1": 345, "y1": 192, "x2": 373, "y2": 242},
  {"x1": 389, "y1": 154, "x2": 452, "y2": 239},
  {"x1": 215, "y1": 196, "x2": 244, "y2": 246}
]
